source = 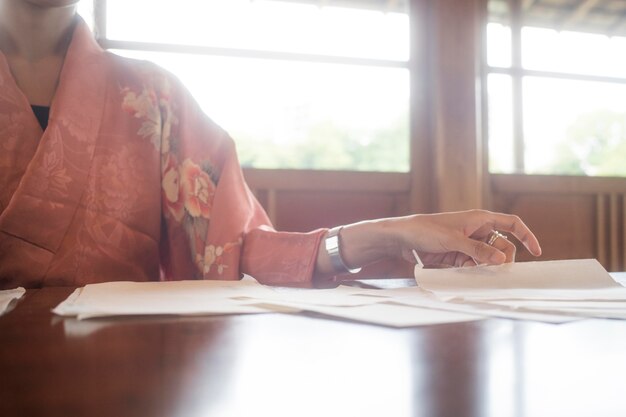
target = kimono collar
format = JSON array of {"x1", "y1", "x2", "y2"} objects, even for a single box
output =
[{"x1": 0, "y1": 16, "x2": 107, "y2": 254}]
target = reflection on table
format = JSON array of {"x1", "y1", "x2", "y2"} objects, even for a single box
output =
[{"x1": 1, "y1": 281, "x2": 626, "y2": 417}]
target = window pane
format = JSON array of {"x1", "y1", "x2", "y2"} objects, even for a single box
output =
[
  {"x1": 487, "y1": 74, "x2": 515, "y2": 173},
  {"x1": 76, "y1": 0, "x2": 93, "y2": 30},
  {"x1": 523, "y1": 77, "x2": 626, "y2": 176},
  {"x1": 113, "y1": 50, "x2": 410, "y2": 172},
  {"x1": 522, "y1": 27, "x2": 626, "y2": 78},
  {"x1": 487, "y1": 23, "x2": 512, "y2": 68},
  {"x1": 106, "y1": 0, "x2": 409, "y2": 61}
]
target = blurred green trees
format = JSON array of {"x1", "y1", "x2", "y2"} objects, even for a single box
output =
[
  {"x1": 232, "y1": 107, "x2": 626, "y2": 177},
  {"x1": 551, "y1": 110, "x2": 626, "y2": 176},
  {"x1": 233, "y1": 114, "x2": 409, "y2": 172}
]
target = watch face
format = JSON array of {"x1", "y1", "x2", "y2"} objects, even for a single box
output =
[{"x1": 325, "y1": 235, "x2": 340, "y2": 252}]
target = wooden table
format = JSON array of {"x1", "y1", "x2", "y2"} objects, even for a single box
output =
[{"x1": 2, "y1": 282, "x2": 626, "y2": 417}]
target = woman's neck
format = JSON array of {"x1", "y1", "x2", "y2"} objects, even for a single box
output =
[
  {"x1": 0, "y1": 1, "x2": 78, "y2": 106},
  {"x1": 0, "y1": 1, "x2": 78, "y2": 61}
]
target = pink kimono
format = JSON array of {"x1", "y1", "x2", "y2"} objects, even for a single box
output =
[{"x1": 0, "y1": 18, "x2": 325, "y2": 289}]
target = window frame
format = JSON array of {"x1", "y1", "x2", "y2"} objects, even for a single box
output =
[{"x1": 486, "y1": 0, "x2": 626, "y2": 174}]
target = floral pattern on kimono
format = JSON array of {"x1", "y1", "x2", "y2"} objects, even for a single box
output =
[{"x1": 0, "y1": 17, "x2": 326, "y2": 289}]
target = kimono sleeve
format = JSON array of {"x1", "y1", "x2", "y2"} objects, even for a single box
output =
[{"x1": 157, "y1": 73, "x2": 326, "y2": 286}]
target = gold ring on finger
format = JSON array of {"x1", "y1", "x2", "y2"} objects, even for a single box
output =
[{"x1": 487, "y1": 230, "x2": 507, "y2": 246}]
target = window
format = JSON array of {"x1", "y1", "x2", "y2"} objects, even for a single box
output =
[
  {"x1": 82, "y1": 0, "x2": 410, "y2": 172},
  {"x1": 486, "y1": 0, "x2": 626, "y2": 177}
]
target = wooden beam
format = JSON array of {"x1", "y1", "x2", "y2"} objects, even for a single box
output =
[
  {"x1": 408, "y1": 0, "x2": 437, "y2": 213},
  {"x1": 608, "y1": 14, "x2": 626, "y2": 37},
  {"x1": 243, "y1": 169, "x2": 410, "y2": 192},
  {"x1": 622, "y1": 194, "x2": 626, "y2": 271},
  {"x1": 491, "y1": 174, "x2": 626, "y2": 195},
  {"x1": 522, "y1": 0, "x2": 538, "y2": 11},
  {"x1": 560, "y1": 0, "x2": 602, "y2": 28},
  {"x1": 410, "y1": 0, "x2": 487, "y2": 212},
  {"x1": 99, "y1": 39, "x2": 408, "y2": 69},
  {"x1": 596, "y1": 194, "x2": 607, "y2": 268},
  {"x1": 93, "y1": 0, "x2": 106, "y2": 40},
  {"x1": 387, "y1": 0, "x2": 399, "y2": 10},
  {"x1": 267, "y1": 189, "x2": 278, "y2": 226},
  {"x1": 610, "y1": 193, "x2": 620, "y2": 272},
  {"x1": 510, "y1": 0, "x2": 525, "y2": 172}
]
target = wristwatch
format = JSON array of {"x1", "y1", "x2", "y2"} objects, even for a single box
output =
[{"x1": 324, "y1": 227, "x2": 362, "y2": 274}]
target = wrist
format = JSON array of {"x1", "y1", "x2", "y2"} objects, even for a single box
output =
[{"x1": 338, "y1": 220, "x2": 397, "y2": 268}]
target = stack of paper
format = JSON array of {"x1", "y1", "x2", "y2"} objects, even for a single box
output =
[
  {"x1": 52, "y1": 259, "x2": 626, "y2": 327},
  {"x1": 412, "y1": 259, "x2": 626, "y2": 320}
]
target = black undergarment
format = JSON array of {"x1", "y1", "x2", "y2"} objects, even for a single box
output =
[{"x1": 31, "y1": 105, "x2": 50, "y2": 131}]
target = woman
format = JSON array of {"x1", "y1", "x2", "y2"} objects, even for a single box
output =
[{"x1": 0, "y1": 0, "x2": 541, "y2": 289}]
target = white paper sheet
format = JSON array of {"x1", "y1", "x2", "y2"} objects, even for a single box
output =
[
  {"x1": 414, "y1": 259, "x2": 617, "y2": 292},
  {"x1": 232, "y1": 285, "x2": 390, "y2": 307},
  {"x1": 334, "y1": 285, "x2": 579, "y2": 323},
  {"x1": 236, "y1": 285, "x2": 484, "y2": 326},
  {"x1": 436, "y1": 287, "x2": 626, "y2": 302},
  {"x1": 0, "y1": 287, "x2": 25, "y2": 316},
  {"x1": 493, "y1": 300, "x2": 626, "y2": 310},
  {"x1": 52, "y1": 277, "x2": 286, "y2": 319},
  {"x1": 295, "y1": 301, "x2": 482, "y2": 328}
]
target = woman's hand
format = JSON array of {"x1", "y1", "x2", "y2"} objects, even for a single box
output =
[
  {"x1": 387, "y1": 210, "x2": 542, "y2": 268},
  {"x1": 316, "y1": 209, "x2": 542, "y2": 277}
]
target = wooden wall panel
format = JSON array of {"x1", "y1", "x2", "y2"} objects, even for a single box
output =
[
  {"x1": 246, "y1": 173, "x2": 626, "y2": 273},
  {"x1": 490, "y1": 175, "x2": 626, "y2": 271},
  {"x1": 243, "y1": 169, "x2": 412, "y2": 232},
  {"x1": 492, "y1": 193, "x2": 597, "y2": 263},
  {"x1": 274, "y1": 191, "x2": 408, "y2": 232}
]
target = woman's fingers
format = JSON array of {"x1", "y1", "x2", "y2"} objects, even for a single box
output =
[
  {"x1": 477, "y1": 212, "x2": 542, "y2": 257},
  {"x1": 488, "y1": 231, "x2": 516, "y2": 262},
  {"x1": 428, "y1": 235, "x2": 515, "y2": 267}
]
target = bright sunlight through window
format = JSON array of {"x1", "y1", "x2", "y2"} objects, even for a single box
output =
[{"x1": 97, "y1": 0, "x2": 410, "y2": 172}]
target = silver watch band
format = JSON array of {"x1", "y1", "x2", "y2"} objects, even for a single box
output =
[{"x1": 324, "y1": 226, "x2": 362, "y2": 274}]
